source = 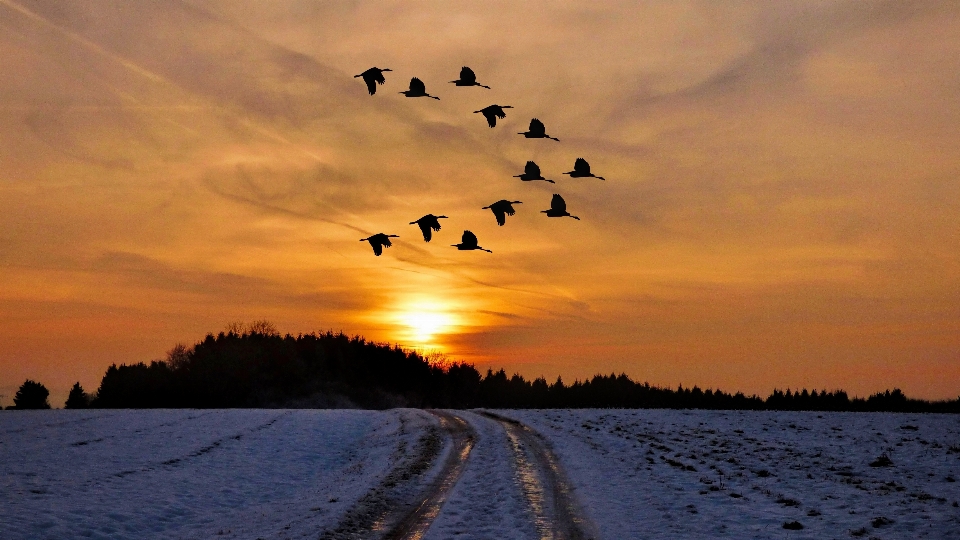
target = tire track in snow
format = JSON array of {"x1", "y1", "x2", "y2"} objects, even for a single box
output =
[
  {"x1": 70, "y1": 410, "x2": 218, "y2": 447},
  {"x1": 319, "y1": 410, "x2": 475, "y2": 540},
  {"x1": 482, "y1": 411, "x2": 597, "y2": 540},
  {"x1": 381, "y1": 411, "x2": 475, "y2": 540},
  {"x1": 0, "y1": 413, "x2": 113, "y2": 435},
  {"x1": 99, "y1": 411, "x2": 290, "y2": 480}
]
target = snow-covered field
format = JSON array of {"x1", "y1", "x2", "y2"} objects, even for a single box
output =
[
  {"x1": 2, "y1": 409, "x2": 959, "y2": 539},
  {"x1": 506, "y1": 409, "x2": 960, "y2": 539},
  {"x1": 0, "y1": 409, "x2": 434, "y2": 539}
]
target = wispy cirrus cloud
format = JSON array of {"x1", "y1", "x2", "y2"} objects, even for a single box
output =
[{"x1": 2, "y1": 0, "x2": 960, "y2": 401}]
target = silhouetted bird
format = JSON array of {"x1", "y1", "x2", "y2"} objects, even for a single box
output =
[
  {"x1": 541, "y1": 194, "x2": 580, "y2": 220},
  {"x1": 354, "y1": 67, "x2": 392, "y2": 96},
  {"x1": 452, "y1": 230, "x2": 492, "y2": 253},
  {"x1": 450, "y1": 66, "x2": 491, "y2": 89},
  {"x1": 518, "y1": 118, "x2": 559, "y2": 141},
  {"x1": 563, "y1": 158, "x2": 605, "y2": 180},
  {"x1": 514, "y1": 161, "x2": 554, "y2": 183},
  {"x1": 400, "y1": 77, "x2": 440, "y2": 99},
  {"x1": 474, "y1": 104, "x2": 513, "y2": 128},
  {"x1": 360, "y1": 233, "x2": 399, "y2": 256},
  {"x1": 410, "y1": 214, "x2": 448, "y2": 242},
  {"x1": 483, "y1": 199, "x2": 522, "y2": 226}
]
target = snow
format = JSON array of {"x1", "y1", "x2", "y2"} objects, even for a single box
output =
[
  {"x1": 505, "y1": 409, "x2": 960, "y2": 539},
  {"x1": 0, "y1": 409, "x2": 435, "y2": 539},
  {"x1": 3, "y1": 409, "x2": 959, "y2": 539},
  {"x1": 422, "y1": 411, "x2": 539, "y2": 540}
]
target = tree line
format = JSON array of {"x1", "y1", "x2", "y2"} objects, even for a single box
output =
[{"x1": 6, "y1": 326, "x2": 960, "y2": 412}]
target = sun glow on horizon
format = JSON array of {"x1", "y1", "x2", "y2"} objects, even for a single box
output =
[{"x1": 388, "y1": 298, "x2": 461, "y2": 351}]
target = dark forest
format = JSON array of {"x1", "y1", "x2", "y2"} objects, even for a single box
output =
[{"x1": 37, "y1": 328, "x2": 954, "y2": 412}]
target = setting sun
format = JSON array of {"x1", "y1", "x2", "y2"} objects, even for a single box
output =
[
  {"x1": 390, "y1": 299, "x2": 460, "y2": 350},
  {"x1": 1, "y1": 0, "x2": 959, "y2": 403}
]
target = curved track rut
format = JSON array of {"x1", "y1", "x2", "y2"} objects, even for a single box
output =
[
  {"x1": 481, "y1": 411, "x2": 597, "y2": 540},
  {"x1": 320, "y1": 410, "x2": 594, "y2": 540},
  {"x1": 320, "y1": 410, "x2": 475, "y2": 540}
]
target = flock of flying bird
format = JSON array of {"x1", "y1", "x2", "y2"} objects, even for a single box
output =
[{"x1": 355, "y1": 66, "x2": 606, "y2": 256}]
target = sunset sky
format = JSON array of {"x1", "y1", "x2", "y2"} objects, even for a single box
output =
[{"x1": 2, "y1": 0, "x2": 959, "y2": 405}]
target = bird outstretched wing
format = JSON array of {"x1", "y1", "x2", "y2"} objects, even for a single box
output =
[
  {"x1": 529, "y1": 118, "x2": 545, "y2": 135},
  {"x1": 409, "y1": 77, "x2": 426, "y2": 94},
  {"x1": 416, "y1": 221, "x2": 432, "y2": 242},
  {"x1": 363, "y1": 76, "x2": 377, "y2": 95},
  {"x1": 493, "y1": 208, "x2": 506, "y2": 226},
  {"x1": 462, "y1": 230, "x2": 478, "y2": 246},
  {"x1": 371, "y1": 241, "x2": 383, "y2": 256},
  {"x1": 482, "y1": 109, "x2": 497, "y2": 128},
  {"x1": 525, "y1": 161, "x2": 540, "y2": 176},
  {"x1": 551, "y1": 194, "x2": 567, "y2": 213},
  {"x1": 493, "y1": 106, "x2": 507, "y2": 119},
  {"x1": 574, "y1": 158, "x2": 590, "y2": 174},
  {"x1": 460, "y1": 66, "x2": 477, "y2": 84},
  {"x1": 358, "y1": 68, "x2": 386, "y2": 95}
]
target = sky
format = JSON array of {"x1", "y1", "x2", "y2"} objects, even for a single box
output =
[{"x1": 1, "y1": 0, "x2": 959, "y2": 406}]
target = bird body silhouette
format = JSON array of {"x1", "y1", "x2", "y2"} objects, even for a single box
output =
[
  {"x1": 519, "y1": 118, "x2": 559, "y2": 141},
  {"x1": 451, "y1": 66, "x2": 490, "y2": 89},
  {"x1": 483, "y1": 200, "x2": 522, "y2": 226},
  {"x1": 542, "y1": 194, "x2": 580, "y2": 220},
  {"x1": 360, "y1": 233, "x2": 399, "y2": 256},
  {"x1": 474, "y1": 104, "x2": 513, "y2": 128},
  {"x1": 514, "y1": 161, "x2": 554, "y2": 183},
  {"x1": 410, "y1": 214, "x2": 448, "y2": 242},
  {"x1": 355, "y1": 67, "x2": 391, "y2": 95},
  {"x1": 452, "y1": 230, "x2": 492, "y2": 253},
  {"x1": 563, "y1": 158, "x2": 605, "y2": 180},
  {"x1": 400, "y1": 77, "x2": 440, "y2": 99}
]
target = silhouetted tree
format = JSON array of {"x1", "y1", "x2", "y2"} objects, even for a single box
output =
[
  {"x1": 64, "y1": 382, "x2": 90, "y2": 409},
  {"x1": 83, "y1": 324, "x2": 960, "y2": 413},
  {"x1": 166, "y1": 343, "x2": 190, "y2": 371},
  {"x1": 12, "y1": 380, "x2": 50, "y2": 409}
]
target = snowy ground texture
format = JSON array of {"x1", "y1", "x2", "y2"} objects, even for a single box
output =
[{"x1": 3, "y1": 409, "x2": 959, "y2": 539}]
